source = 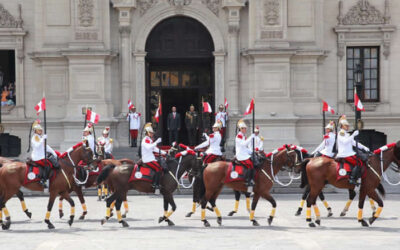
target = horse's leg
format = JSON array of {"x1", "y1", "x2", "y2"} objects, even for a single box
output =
[
  {"x1": 367, "y1": 190, "x2": 384, "y2": 225},
  {"x1": 295, "y1": 186, "x2": 310, "y2": 216},
  {"x1": 209, "y1": 196, "x2": 222, "y2": 226},
  {"x1": 44, "y1": 191, "x2": 57, "y2": 229},
  {"x1": 104, "y1": 184, "x2": 109, "y2": 198},
  {"x1": 186, "y1": 178, "x2": 199, "y2": 217},
  {"x1": 357, "y1": 185, "x2": 369, "y2": 227},
  {"x1": 97, "y1": 184, "x2": 102, "y2": 201},
  {"x1": 340, "y1": 189, "x2": 356, "y2": 216},
  {"x1": 101, "y1": 192, "x2": 117, "y2": 225},
  {"x1": 369, "y1": 197, "x2": 377, "y2": 213},
  {"x1": 200, "y1": 190, "x2": 213, "y2": 227},
  {"x1": 60, "y1": 192, "x2": 75, "y2": 226},
  {"x1": 16, "y1": 190, "x2": 32, "y2": 219},
  {"x1": 115, "y1": 195, "x2": 129, "y2": 227},
  {"x1": 122, "y1": 197, "x2": 129, "y2": 218},
  {"x1": 249, "y1": 193, "x2": 260, "y2": 226},
  {"x1": 228, "y1": 191, "x2": 241, "y2": 216},
  {"x1": 261, "y1": 193, "x2": 277, "y2": 226},
  {"x1": 58, "y1": 197, "x2": 64, "y2": 218},
  {"x1": 306, "y1": 188, "x2": 320, "y2": 227},
  {"x1": 159, "y1": 194, "x2": 176, "y2": 226},
  {"x1": 0, "y1": 198, "x2": 11, "y2": 230},
  {"x1": 318, "y1": 191, "x2": 333, "y2": 217},
  {"x1": 75, "y1": 187, "x2": 87, "y2": 220}
]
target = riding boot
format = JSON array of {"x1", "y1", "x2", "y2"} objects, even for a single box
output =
[
  {"x1": 152, "y1": 171, "x2": 161, "y2": 191},
  {"x1": 246, "y1": 168, "x2": 255, "y2": 187},
  {"x1": 133, "y1": 138, "x2": 137, "y2": 147},
  {"x1": 349, "y1": 165, "x2": 360, "y2": 186},
  {"x1": 38, "y1": 167, "x2": 48, "y2": 188},
  {"x1": 48, "y1": 154, "x2": 60, "y2": 169}
]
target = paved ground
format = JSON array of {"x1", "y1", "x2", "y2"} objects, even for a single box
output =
[{"x1": 1, "y1": 193, "x2": 400, "y2": 250}]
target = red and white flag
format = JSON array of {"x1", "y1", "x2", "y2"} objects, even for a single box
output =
[
  {"x1": 224, "y1": 98, "x2": 229, "y2": 109},
  {"x1": 203, "y1": 102, "x2": 212, "y2": 113},
  {"x1": 244, "y1": 98, "x2": 254, "y2": 116},
  {"x1": 322, "y1": 101, "x2": 335, "y2": 114},
  {"x1": 354, "y1": 91, "x2": 365, "y2": 111},
  {"x1": 86, "y1": 109, "x2": 100, "y2": 124},
  {"x1": 34, "y1": 98, "x2": 46, "y2": 116},
  {"x1": 155, "y1": 101, "x2": 162, "y2": 123},
  {"x1": 128, "y1": 99, "x2": 134, "y2": 110}
]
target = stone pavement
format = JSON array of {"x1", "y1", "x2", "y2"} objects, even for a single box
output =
[{"x1": 0, "y1": 194, "x2": 399, "y2": 250}]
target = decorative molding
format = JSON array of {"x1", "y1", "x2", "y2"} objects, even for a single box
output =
[
  {"x1": 202, "y1": 0, "x2": 220, "y2": 16},
  {"x1": 264, "y1": 0, "x2": 280, "y2": 26},
  {"x1": 168, "y1": 0, "x2": 192, "y2": 7},
  {"x1": 138, "y1": 0, "x2": 158, "y2": 16},
  {"x1": 0, "y1": 3, "x2": 23, "y2": 28},
  {"x1": 119, "y1": 26, "x2": 131, "y2": 35},
  {"x1": 78, "y1": 0, "x2": 94, "y2": 27},
  {"x1": 342, "y1": 0, "x2": 384, "y2": 25}
]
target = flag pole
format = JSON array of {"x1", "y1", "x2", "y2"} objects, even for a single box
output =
[
  {"x1": 252, "y1": 99, "x2": 255, "y2": 162},
  {"x1": 43, "y1": 93, "x2": 47, "y2": 168},
  {"x1": 83, "y1": 105, "x2": 87, "y2": 129},
  {"x1": 128, "y1": 106, "x2": 131, "y2": 146},
  {"x1": 354, "y1": 88, "x2": 359, "y2": 157},
  {"x1": 322, "y1": 110, "x2": 326, "y2": 135},
  {"x1": 201, "y1": 96, "x2": 204, "y2": 134}
]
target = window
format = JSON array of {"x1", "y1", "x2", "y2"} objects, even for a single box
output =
[
  {"x1": 346, "y1": 47, "x2": 379, "y2": 102},
  {"x1": 0, "y1": 50, "x2": 16, "y2": 107}
]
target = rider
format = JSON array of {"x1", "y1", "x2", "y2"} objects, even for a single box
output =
[
  {"x1": 248, "y1": 126, "x2": 264, "y2": 152},
  {"x1": 98, "y1": 126, "x2": 113, "y2": 159},
  {"x1": 194, "y1": 120, "x2": 223, "y2": 166},
  {"x1": 235, "y1": 119, "x2": 255, "y2": 188},
  {"x1": 30, "y1": 120, "x2": 59, "y2": 187},
  {"x1": 83, "y1": 123, "x2": 96, "y2": 153},
  {"x1": 336, "y1": 115, "x2": 370, "y2": 185},
  {"x1": 141, "y1": 122, "x2": 167, "y2": 192},
  {"x1": 311, "y1": 121, "x2": 336, "y2": 158}
]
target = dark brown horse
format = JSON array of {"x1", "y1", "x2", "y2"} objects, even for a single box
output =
[
  {"x1": 97, "y1": 151, "x2": 200, "y2": 227},
  {"x1": 199, "y1": 146, "x2": 297, "y2": 227},
  {"x1": 299, "y1": 141, "x2": 400, "y2": 227},
  {"x1": 0, "y1": 142, "x2": 95, "y2": 229}
]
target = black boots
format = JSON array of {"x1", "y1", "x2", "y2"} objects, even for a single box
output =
[
  {"x1": 38, "y1": 167, "x2": 48, "y2": 188},
  {"x1": 130, "y1": 138, "x2": 137, "y2": 147},
  {"x1": 349, "y1": 165, "x2": 360, "y2": 186},
  {"x1": 153, "y1": 171, "x2": 161, "y2": 193},
  {"x1": 48, "y1": 154, "x2": 60, "y2": 169},
  {"x1": 246, "y1": 169, "x2": 255, "y2": 187}
]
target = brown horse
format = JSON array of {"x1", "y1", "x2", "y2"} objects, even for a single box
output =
[
  {"x1": 299, "y1": 141, "x2": 400, "y2": 227},
  {"x1": 0, "y1": 142, "x2": 95, "y2": 230},
  {"x1": 199, "y1": 146, "x2": 298, "y2": 227},
  {"x1": 97, "y1": 151, "x2": 201, "y2": 227}
]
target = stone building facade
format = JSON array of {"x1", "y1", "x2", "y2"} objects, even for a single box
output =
[{"x1": 0, "y1": 0, "x2": 399, "y2": 153}]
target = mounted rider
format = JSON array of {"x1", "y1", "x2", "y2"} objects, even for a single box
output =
[
  {"x1": 82, "y1": 123, "x2": 96, "y2": 153},
  {"x1": 235, "y1": 119, "x2": 255, "y2": 188},
  {"x1": 248, "y1": 126, "x2": 264, "y2": 152},
  {"x1": 30, "y1": 120, "x2": 60, "y2": 187},
  {"x1": 312, "y1": 121, "x2": 336, "y2": 158},
  {"x1": 336, "y1": 115, "x2": 370, "y2": 185},
  {"x1": 98, "y1": 126, "x2": 113, "y2": 159},
  {"x1": 141, "y1": 122, "x2": 167, "y2": 192},
  {"x1": 194, "y1": 120, "x2": 223, "y2": 166}
]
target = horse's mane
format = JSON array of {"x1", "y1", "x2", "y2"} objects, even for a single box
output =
[
  {"x1": 58, "y1": 142, "x2": 84, "y2": 158},
  {"x1": 394, "y1": 141, "x2": 400, "y2": 160}
]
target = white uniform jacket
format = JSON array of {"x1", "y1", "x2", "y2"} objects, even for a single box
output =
[
  {"x1": 215, "y1": 112, "x2": 228, "y2": 127},
  {"x1": 312, "y1": 132, "x2": 336, "y2": 157},
  {"x1": 85, "y1": 134, "x2": 96, "y2": 153},
  {"x1": 31, "y1": 133, "x2": 57, "y2": 161},
  {"x1": 194, "y1": 131, "x2": 222, "y2": 156},
  {"x1": 98, "y1": 137, "x2": 113, "y2": 154},
  {"x1": 336, "y1": 130, "x2": 369, "y2": 158},
  {"x1": 235, "y1": 132, "x2": 254, "y2": 161},
  {"x1": 248, "y1": 135, "x2": 264, "y2": 152},
  {"x1": 127, "y1": 112, "x2": 141, "y2": 130},
  {"x1": 141, "y1": 136, "x2": 166, "y2": 163}
]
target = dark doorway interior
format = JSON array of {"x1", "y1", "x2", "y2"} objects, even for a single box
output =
[{"x1": 0, "y1": 50, "x2": 15, "y2": 88}]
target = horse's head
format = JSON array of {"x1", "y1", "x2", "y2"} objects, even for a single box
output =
[
  {"x1": 272, "y1": 145, "x2": 298, "y2": 171},
  {"x1": 96, "y1": 142, "x2": 105, "y2": 159},
  {"x1": 174, "y1": 149, "x2": 201, "y2": 176},
  {"x1": 392, "y1": 141, "x2": 400, "y2": 171},
  {"x1": 167, "y1": 142, "x2": 180, "y2": 157},
  {"x1": 78, "y1": 141, "x2": 96, "y2": 169}
]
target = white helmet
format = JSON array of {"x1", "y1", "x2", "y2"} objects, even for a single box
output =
[
  {"x1": 144, "y1": 122, "x2": 154, "y2": 134},
  {"x1": 338, "y1": 115, "x2": 349, "y2": 127},
  {"x1": 103, "y1": 126, "x2": 110, "y2": 135},
  {"x1": 32, "y1": 120, "x2": 43, "y2": 131},
  {"x1": 237, "y1": 119, "x2": 247, "y2": 129},
  {"x1": 254, "y1": 126, "x2": 260, "y2": 133},
  {"x1": 212, "y1": 120, "x2": 222, "y2": 129},
  {"x1": 325, "y1": 121, "x2": 335, "y2": 130},
  {"x1": 83, "y1": 123, "x2": 93, "y2": 133}
]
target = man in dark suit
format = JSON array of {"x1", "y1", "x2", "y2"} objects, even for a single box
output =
[
  {"x1": 167, "y1": 106, "x2": 181, "y2": 144},
  {"x1": 185, "y1": 105, "x2": 199, "y2": 146}
]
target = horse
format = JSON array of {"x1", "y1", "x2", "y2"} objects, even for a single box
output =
[
  {"x1": 199, "y1": 145, "x2": 298, "y2": 227},
  {"x1": 57, "y1": 144, "x2": 134, "y2": 220},
  {"x1": 97, "y1": 150, "x2": 200, "y2": 227},
  {"x1": 298, "y1": 141, "x2": 400, "y2": 227},
  {"x1": 0, "y1": 142, "x2": 95, "y2": 230}
]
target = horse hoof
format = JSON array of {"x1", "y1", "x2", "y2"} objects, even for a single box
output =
[
  {"x1": 372, "y1": 212, "x2": 376, "y2": 218},
  {"x1": 295, "y1": 208, "x2": 302, "y2": 216},
  {"x1": 101, "y1": 218, "x2": 107, "y2": 225},
  {"x1": 369, "y1": 217, "x2": 377, "y2": 225},
  {"x1": 252, "y1": 220, "x2": 260, "y2": 226},
  {"x1": 327, "y1": 212, "x2": 333, "y2": 217},
  {"x1": 122, "y1": 213, "x2": 127, "y2": 219},
  {"x1": 185, "y1": 212, "x2": 193, "y2": 218},
  {"x1": 340, "y1": 211, "x2": 346, "y2": 217},
  {"x1": 227, "y1": 211, "x2": 236, "y2": 217},
  {"x1": 59, "y1": 210, "x2": 64, "y2": 219},
  {"x1": 120, "y1": 220, "x2": 129, "y2": 228},
  {"x1": 166, "y1": 219, "x2": 175, "y2": 226},
  {"x1": 202, "y1": 220, "x2": 210, "y2": 227},
  {"x1": 45, "y1": 220, "x2": 55, "y2": 229},
  {"x1": 308, "y1": 222, "x2": 316, "y2": 227},
  {"x1": 217, "y1": 217, "x2": 222, "y2": 226},
  {"x1": 25, "y1": 210, "x2": 32, "y2": 219},
  {"x1": 110, "y1": 212, "x2": 114, "y2": 218},
  {"x1": 359, "y1": 219, "x2": 369, "y2": 227},
  {"x1": 97, "y1": 197, "x2": 101, "y2": 201},
  {"x1": 159, "y1": 216, "x2": 166, "y2": 224},
  {"x1": 68, "y1": 216, "x2": 74, "y2": 226},
  {"x1": 79, "y1": 215, "x2": 85, "y2": 220},
  {"x1": 2, "y1": 220, "x2": 11, "y2": 230},
  {"x1": 315, "y1": 219, "x2": 321, "y2": 226},
  {"x1": 268, "y1": 216, "x2": 274, "y2": 226},
  {"x1": 206, "y1": 206, "x2": 214, "y2": 212}
]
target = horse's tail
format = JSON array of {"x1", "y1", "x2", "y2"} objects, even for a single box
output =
[
  {"x1": 300, "y1": 159, "x2": 310, "y2": 189},
  {"x1": 97, "y1": 164, "x2": 116, "y2": 184},
  {"x1": 376, "y1": 183, "x2": 386, "y2": 198}
]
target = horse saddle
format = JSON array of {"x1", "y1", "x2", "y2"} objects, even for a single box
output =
[
  {"x1": 224, "y1": 162, "x2": 248, "y2": 184},
  {"x1": 129, "y1": 164, "x2": 156, "y2": 183},
  {"x1": 335, "y1": 158, "x2": 366, "y2": 181}
]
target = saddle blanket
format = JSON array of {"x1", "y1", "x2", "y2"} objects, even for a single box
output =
[
  {"x1": 224, "y1": 162, "x2": 247, "y2": 184},
  {"x1": 24, "y1": 164, "x2": 56, "y2": 185},
  {"x1": 129, "y1": 164, "x2": 156, "y2": 183},
  {"x1": 336, "y1": 161, "x2": 367, "y2": 181}
]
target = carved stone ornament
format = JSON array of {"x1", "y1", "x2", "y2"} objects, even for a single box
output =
[
  {"x1": 202, "y1": 0, "x2": 220, "y2": 16},
  {"x1": 78, "y1": 0, "x2": 94, "y2": 27},
  {"x1": 168, "y1": 0, "x2": 192, "y2": 7},
  {"x1": 342, "y1": 0, "x2": 385, "y2": 25},
  {"x1": 138, "y1": 0, "x2": 158, "y2": 16},
  {"x1": 264, "y1": 0, "x2": 280, "y2": 26},
  {"x1": 0, "y1": 3, "x2": 22, "y2": 28}
]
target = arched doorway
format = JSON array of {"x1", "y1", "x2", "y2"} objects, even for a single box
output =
[{"x1": 145, "y1": 16, "x2": 215, "y2": 145}]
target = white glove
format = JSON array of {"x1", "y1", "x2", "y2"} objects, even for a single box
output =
[
  {"x1": 203, "y1": 133, "x2": 208, "y2": 137},
  {"x1": 42, "y1": 134, "x2": 48, "y2": 139},
  {"x1": 353, "y1": 130, "x2": 359, "y2": 137},
  {"x1": 250, "y1": 133, "x2": 255, "y2": 139},
  {"x1": 155, "y1": 138, "x2": 162, "y2": 144}
]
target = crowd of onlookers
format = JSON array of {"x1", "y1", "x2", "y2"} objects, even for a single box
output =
[{"x1": 1, "y1": 82, "x2": 16, "y2": 106}]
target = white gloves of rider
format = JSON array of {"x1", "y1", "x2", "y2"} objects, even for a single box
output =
[
  {"x1": 155, "y1": 138, "x2": 162, "y2": 144},
  {"x1": 353, "y1": 130, "x2": 359, "y2": 137},
  {"x1": 203, "y1": 133, "x2": 208, "y2": 137},
  {"x1": 42, "y1": 134, "x2": 48, "y2": 139}
]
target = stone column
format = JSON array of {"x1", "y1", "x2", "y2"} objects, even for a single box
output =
[
  {"x1": 133, "y1": 52, "x2": 147, "y2": 121},
  {"x1": 223, "y1": 0, "x2": 245, "y2": 116}
]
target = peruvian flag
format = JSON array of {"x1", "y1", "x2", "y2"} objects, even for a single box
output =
[
  {"x1": 322, "y1": 101, "x2": 335, "y2": 114},
  {"x1": 224, "y1": 98, "x2": 229, "y2": 109},
  {"x1": 86, "y1": 109, "x2": 100, "y2": 124},
  {"x1": 34, "y1": 98, "x2": 46, "y2": 115},
  {"x1": 354, "y1": 91, "x2": 365, "y2": 111},
  {"x1": 128, "y1": 99, "x2": 134, "y2": 110},
  {"x1": 155, "y1": 101, "x2": 162, "y2": 123},
  {"x1": 244, "y1": 98, "x2": 254, "y2": 116},
  {"x1": 203, "y1": 102, "x2": 212, "y2": 113}
]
